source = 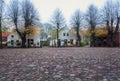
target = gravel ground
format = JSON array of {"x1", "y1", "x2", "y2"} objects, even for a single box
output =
[{"x1": 0, "y1": 47, "x2": 120, "y2": 81}]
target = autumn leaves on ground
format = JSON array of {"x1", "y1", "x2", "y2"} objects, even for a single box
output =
[{"x1": 0, "y1": 48, "x2": 120, "y2": 81}]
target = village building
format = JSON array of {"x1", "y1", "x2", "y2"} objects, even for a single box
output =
[
  {"x1": 7, "y1": 32, "x2": 41, "y2": 48},
  {"x1": 7, "y1": 33, "x2": 22, "y2": 47},
  {"x1": 0, "y1": 26, "x2": 42, "y2": 48},
  {"x1": 49, "y1": 27, "x2": 85, "y2": 47}
]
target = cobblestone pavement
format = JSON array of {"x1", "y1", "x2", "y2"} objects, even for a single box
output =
[{"x1": 0, "y1": 47, "x2": 120, "y2": 81}]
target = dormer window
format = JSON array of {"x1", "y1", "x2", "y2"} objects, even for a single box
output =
[{"x1": 11, "y1": 35, "x2": 14, "y2": 38}]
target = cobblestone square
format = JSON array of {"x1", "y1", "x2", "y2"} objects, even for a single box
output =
[{"x1": 0, "y1": 48, "x2": 120, "y2": 81}]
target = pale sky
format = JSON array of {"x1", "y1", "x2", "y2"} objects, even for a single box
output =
[
  {"x1": 33, "y1": 0, "x2": 108, "y2": 24},
  {"x1": 5, "y1": 0, "x2": 118, "y2": 24}
]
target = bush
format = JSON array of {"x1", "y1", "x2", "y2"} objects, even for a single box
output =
[
  {"x1": 40, "y1": 41, "x2": 48, "y2": 46},
  {"x1": 85, "y1": 39, "x2": 90, "y2": 45},
  {"x1": 2, "y1": 44, "x2": 7, "y2": 48},
  {"x1": 80, "y1": 42, "x2": 86, "y2": 47}
]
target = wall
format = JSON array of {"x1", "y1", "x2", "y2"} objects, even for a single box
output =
[{"x1": 7, "y1": 33, "x2": 21, "y2": 47}]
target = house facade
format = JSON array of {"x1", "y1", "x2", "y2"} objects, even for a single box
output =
[
  {"x1": 49, "y1": 27, "x2": 85, "y2": 47},
  {"x1": 7, "y1": 33, "x2": 22, "y2": 47},
  {"x1": 26, "y1": 34, "x2": 41, "y2": 47},
  {"x1": 7, "y1": 33, "x2": 41, "y2": 48},
  {"x1": 58, "y1": 27, "x2": 76, "y2": 47}
]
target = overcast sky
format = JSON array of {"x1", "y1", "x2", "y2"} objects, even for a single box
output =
[
  {"x1": 4, "y1": 0, "x2": 119, "y2": 24},
  {"x1": 33, "y1": 0, "x2": 109, "y2": 24}
]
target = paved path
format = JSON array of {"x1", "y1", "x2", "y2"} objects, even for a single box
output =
[{"x1": 0, "y1": 48, "x2": 120, "y2": 81}]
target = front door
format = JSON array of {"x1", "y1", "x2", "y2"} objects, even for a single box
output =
[
  {"x1": 28, "y1": 39, "x2": 34, "y2": 47},
  {"x1": 64, "y1": 39, "x2": 67, "y2": 46}
]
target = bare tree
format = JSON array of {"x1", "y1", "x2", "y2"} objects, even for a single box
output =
[
  {"x1": 114, "y1": 1, "x2": 120, "y2": 33},
  {"x1": 85, "y1": 4, "x2": 99, "y2": 47},
  {"x1": 103, "y1": 0, "x2": 120, "y2": 46},
  {"x1": 21, "y1": 0, "x2": 40, "y2": 47},
  {"x1": 8, "y1": 0, "x2": 25, "y2": 47},
  {"x1": 0, "y1": 0, "x2": 4, "y2": 48},
  {"x1": 8, "y1": 0, "x2": 40, "y2": 47},
  {"x1": 70, "y1": 9, "x2": 82, "y2": 47},
  {"x1": 50, "y1": 8, "x2": 66, "y2": 47}
]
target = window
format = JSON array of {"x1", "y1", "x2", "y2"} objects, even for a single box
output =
[
  {"x1": 70, "y1": 39, "x2": 73, "y2": 44},
  {"x1": 67, "y1": 33, "x2": 69, "y2": 36},
  {"x1": 29, "y1": 39, "x2": 34, "y2": 44},
  {"x1": 37, "y1": 42, "x2": 39, "y2": 45},
  {"x1": 31, "y1": 39, "x2": 33, "y2": 44},
  {"x1": 11, "y1": 40, "x2": 14, "y2": 45},
  {"x1": 16, "y1": 40, "x2": 21, "y2": 45},
  {"x1": 16, "y1": 40, "x2": 19, "y2": 43},
  {"x1": 63, "y1": 33, "x2": 65, "y2": 36},
  {"x1": 64, "y1": 39, "x2": 67, "y2": 46},
  {"x1": 68, "y1": 41, "x2": 70, "y2": 43},
  {"x1": 11, "y1": 35, "x2": 14, "y2": 38},
  {"x1": 28, "y1": 39, "x2": 30, "y2": 44}
]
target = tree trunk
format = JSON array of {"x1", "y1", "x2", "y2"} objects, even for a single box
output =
[
  {"x1": 90, "y1": 32, "x2": 95, "y2": 47},
  {"x1": 0, "y1": 19, "x2": 2, "y2": 49},
  {"x1": 76, "y1": 23, "x2": 81, "y2": 47},
  {"x1": 15, "y1": 22, "x2": 27, "y2": 48},
  {"x1": 110, "y1": 18, "x2": 114, "y2": 47},
  {"x1": 56, "y1": 23, "x2": 60, "y2": 47},
  {"x1": 56, "y1": 29, "x2": 59, "y2": 47},
  {"x1": 107, "y1": 17, "x2": 120, "y2": 47},
  {"x1": 21, "y1": 36, "x2": 26, "y2": 48},
  {"x1": 76, "y1": 34, "x2": 81, "y2": 47},
  {"x1": 115, "y1": 17, "x2": 120, "y2": 33},
  {"x1": 113, "y1": 17, "x2": 120, "y2": 47},
  {"x1": 109, "y1": 31, "x2": 114, "y2": 47},
  {"x1": 106, "y1": 20, "x2": 112, "y2": 47}
]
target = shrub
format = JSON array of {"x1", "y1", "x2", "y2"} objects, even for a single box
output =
[
  {"x1": 40, "y1": 41, "x2": 48, "y2": 46},
  {"x1": 85, "y1": 39, "x2": 90, "y2": 45},
  {"x1": 80, "y1": 42, "x2": 86, "y2": 47}
]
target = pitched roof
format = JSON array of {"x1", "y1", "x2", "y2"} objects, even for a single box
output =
[
  {"x1": 2, "y1": 32, "x2": 11, "y2": 42},
  {"x1": 2, "y1": 32, "x2": 11, "y2": 37}
]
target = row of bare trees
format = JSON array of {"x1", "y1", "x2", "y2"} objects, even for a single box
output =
[
  {"x1": 50, "y1": 0, "x2": 120, "y2": 47},
  {"x1": 50, "y1": 6, "x2": 98, "y2": 47}
]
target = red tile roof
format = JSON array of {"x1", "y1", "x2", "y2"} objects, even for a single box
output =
[
  {"x1": 2, "y1": 32, "x2": 11, "y2": 37},
  {"x1": 2, "y1": 32, "x2": 11, "y2": 42}
]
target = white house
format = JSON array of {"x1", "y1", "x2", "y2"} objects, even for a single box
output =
[
  {"x1": 58, "y1": 27, "x2": 76, "y2": 46},
  {"x1": 7, "y1": 33, "x2": 41, "y2": 47},
  {"x1": 7, "y1": 33, "x2": 22, "y2": 47},
  {"x1": 26, "y1": 34, "x2": 41, "y2": 47},
  {"x1": 49, "y1": 27, "x2": 85, "y2": 47}
]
